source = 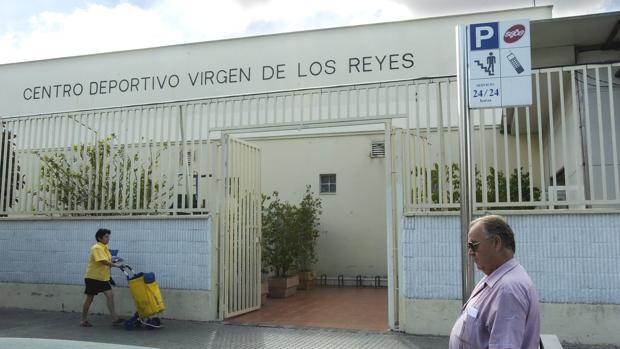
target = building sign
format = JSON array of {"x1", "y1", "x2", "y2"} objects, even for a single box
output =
[
  {"x1": 467, "y1": 19, "x2": 532, "y2": 108},
  {"x1": 0, "y1": 8, "x2": 551, "y2": 117},
  {"x1": 0, "y1": 21, "x2": 443, "y2": 117}
]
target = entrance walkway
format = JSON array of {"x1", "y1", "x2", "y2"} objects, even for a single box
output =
[{"x1": 227, "y1": 287, "x2": 388, "y2": 331}]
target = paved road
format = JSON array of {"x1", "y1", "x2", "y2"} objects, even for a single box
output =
[
  {"x1": 0, "y1": 308, "x2": 448, "y2": 349},
  {"x1": 2, "y1": 308, "x2": 617, "y2": 349}
]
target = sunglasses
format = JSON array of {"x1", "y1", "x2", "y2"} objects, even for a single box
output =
[{"x1": 467, "y1": 237, "x2": 495, "y2": 252}]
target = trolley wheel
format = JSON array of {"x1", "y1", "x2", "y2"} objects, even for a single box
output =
[
  {"x1": 124, "y1": 313, "x2": 140, "y2": 331},
  {"x1": 144, "y1": 317, "x2": 162, "y2": 329},
  {"x1": 123, "y1": 319, "x2": 134, "y2": 331}
]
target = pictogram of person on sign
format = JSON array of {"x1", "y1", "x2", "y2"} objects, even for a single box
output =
[{"x1": 486, "y1": 52, "x2": 496, "y2": 75}]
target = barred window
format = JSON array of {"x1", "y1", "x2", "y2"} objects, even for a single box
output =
[{"x1": 320, "y1": 174, "x2": 336, "y2": 194}]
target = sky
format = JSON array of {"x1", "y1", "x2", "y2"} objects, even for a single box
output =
[{"x1": 0, "y1": 0, "x2": 619, "y2": 64}]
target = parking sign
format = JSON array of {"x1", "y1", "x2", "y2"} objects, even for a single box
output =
[
  {"x1": 470, "y1": 22, "x2": 498, "y2": 50},
  {"x1": 467, "y1": 19, "x2": 531, "y2": 108}
]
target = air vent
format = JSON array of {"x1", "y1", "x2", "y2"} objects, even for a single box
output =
[
  {"x1": 371, "y1": 141, "x2": 385, "y2": 158},
  {"x1": 180, "y1": 150, "x2": 194, "y2": 167},
  {"x1": 546, "y1": 186, "x2": 566, "y2": 201}
]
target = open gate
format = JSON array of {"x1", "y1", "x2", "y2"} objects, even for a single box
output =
[{"x1": 218, "y1": 135, "x2": 262, "y2": 318}]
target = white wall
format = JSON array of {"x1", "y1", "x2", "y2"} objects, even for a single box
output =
[
  {"x1": 540, "y1": 70, "x2": 587, "y2": 204},
  {"x1": 0, "y1": 217, "x2": 218, "y2": 321},
  {"x1": 399, "y1": 213, "x2": 620, "y2": 345},
  {"x1": 254, "y1": 132, "x2": 387, "y2": 277},
  {"x1": 0, "y1": 217, "x2": 213, "y2": 289},
  {"x1": 0, "y1": 7, "x2": 551, "y2": 117},
  {"x1": 581, "y1": 74, "x2": 620, "y2": 202},
  {"x1": 402, "y1": 213, "x2": 620, "y2": 302}
]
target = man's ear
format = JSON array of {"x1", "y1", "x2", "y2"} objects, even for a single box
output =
[{"x1": 493, "y1": 236, "x2": 502, "y2": 251}]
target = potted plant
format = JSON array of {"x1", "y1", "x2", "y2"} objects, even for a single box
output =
[
  {"x1": 262, "y1": 191, "x2": 300, "y2": 298},
  {"x1": 260, "y1": 269, "x2": 269, "y2": 305},
  {"x1": 295, "y1": 186, "x2": 322, "y2": 290},
  {"x1": 261, "y1": 187, "x2": 323, "y2": 296}
]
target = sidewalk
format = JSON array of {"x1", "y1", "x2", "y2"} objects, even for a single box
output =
[{"x1": 0, "y1": 308, "x2": 448, "y2": 349}]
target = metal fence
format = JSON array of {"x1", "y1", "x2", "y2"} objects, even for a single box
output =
[
  {"x1": 1, "y1": 62, "x2": 619, "y2": 216},
  {"x1": 0, "y1": 106, "x2": 220, "y2": 216},
  {"x1": 0, "y1": 79, "x2": 414, "y2": 217},
  {"x1": 403, "y1": 63, "x2": 620, "y2": 212}
]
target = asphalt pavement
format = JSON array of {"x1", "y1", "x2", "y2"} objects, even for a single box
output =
[
  {"x1": 0, "y1": 308, "x2": 448, "y2": 349},
  {"x1": 2, "y1": 308, "x2": 618, "y2": 349}
]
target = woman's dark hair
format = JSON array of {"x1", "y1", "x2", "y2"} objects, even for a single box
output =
[{"x1": 95, "y1": 228, "x2": 111, "y2": 242}]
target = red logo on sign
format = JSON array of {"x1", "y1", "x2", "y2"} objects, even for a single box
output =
[{"x1": 504, "y1": 24, "x2": 525, "y2": 43}]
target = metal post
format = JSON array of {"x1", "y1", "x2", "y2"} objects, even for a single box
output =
[
  {"x1": 218, "y1": 133, "x2": 229, "y2": 320},
  {"x1": 384, "y1": 119, "x2": 397, "y2": 329},
  {"x1": 179, "y1": 106, "x2": 192, "y2": 210},
  {"x1": 456, "y1": 25, "x2": 475, "y2": 304}
]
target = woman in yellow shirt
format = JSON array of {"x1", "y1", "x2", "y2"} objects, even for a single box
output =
[{"x1": 80, "y1": 228, "x2": 124, "y2": 327}]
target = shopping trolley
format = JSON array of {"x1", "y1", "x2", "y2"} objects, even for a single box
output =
[{"x1": 118, "y1": 263, "x2": 166, "y2": 330}]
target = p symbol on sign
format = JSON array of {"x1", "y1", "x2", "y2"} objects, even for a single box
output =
[
  {"x1": 470, "y1": 22, "x2": 499, "y2": 50},
  {"x1": 475, "y1": 27, "x2": 494, "y2": 48}
]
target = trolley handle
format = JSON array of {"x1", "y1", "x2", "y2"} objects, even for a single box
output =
[{"x1": 119, "y1": 264, "x2": 136, "y2": 280}]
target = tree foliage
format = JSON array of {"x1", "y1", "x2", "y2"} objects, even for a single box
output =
[
  {"x1": 295, "y1": 187, "x2": 322, "y2": 272},
  {"x1": 261, "y1": 186, "x2": 322, "y2": 277},
  {"x1": 35, "y1": 134, "x2": 173, "y2": 214},
  {"x1": 414, "y1": 163, "x2": 541, "y2": 210},
  {"x1": 0, "y1": 126, "x2": 22, "y2": 211}
]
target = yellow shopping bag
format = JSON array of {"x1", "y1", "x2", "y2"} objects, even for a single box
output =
[{"x1": 128, "y1": 273, "x2": 165, "y2": 318}]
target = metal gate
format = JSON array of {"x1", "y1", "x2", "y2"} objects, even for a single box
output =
[{"x1": 218, "y1": 135, "x2": 262, "y2": 318}]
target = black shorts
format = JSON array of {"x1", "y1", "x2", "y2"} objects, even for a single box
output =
[{"x1": 84, "y1": 278, "x2": 112, "y2": 295}]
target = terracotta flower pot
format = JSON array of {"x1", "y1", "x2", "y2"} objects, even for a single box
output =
[
  {"x1": 261, "y1": 280, "x2": 268, "y2": 305},
  {"x1": 268, "y1": 275, "x2": 299, "y2": 298},
  {"x1": 298, "y1": 271, "x2": 316, "y2": 290}
]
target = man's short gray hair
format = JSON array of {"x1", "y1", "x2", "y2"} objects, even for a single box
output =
[{"x1": 470, "y1": 215, "x2": 516, "y2": 252}]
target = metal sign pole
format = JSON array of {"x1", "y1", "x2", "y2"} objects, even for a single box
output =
[
  {"x1": 457, "y1": 18, "x2": 531, "y2": 304},
  {"x1": 456, "y1": 25, "x2": 475, "y2": 304}
]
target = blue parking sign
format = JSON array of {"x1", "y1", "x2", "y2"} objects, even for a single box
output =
[
  {"x1": 467, "y1": 19, "x2": 531, "y2": 108},
  {"x1": 470, "y1": 22, "x2": 498, "y2": 50}
]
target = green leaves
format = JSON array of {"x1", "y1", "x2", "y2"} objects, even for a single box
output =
[
  {"x1": 295, "y1": 186, "x2": 322, "y2": 272},
  {"x1": 414, "y1": 163, "x2": 541, "y2": 210},
  {"x1": 0, "y1": 127, "x2": 21, "y2": 210},
  {"x1": 261, "y1": 186, "x2": 322, "y2": 277},
  {"x1": 34, "y1": 134, "x2": 173, "y2": 214}
]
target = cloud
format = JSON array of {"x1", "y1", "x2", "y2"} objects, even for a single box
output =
[
  {"x1": 0, "y1": 0, "x2": 416, "y2": 64},
  {"x1": 547, "y1": 0, "x2": 616, "y2": 17},
  {"x1": 392, "y1": 0, "x2": 619, "y2": 18},
  {"x1": 153, "y1": 0, "x2": 414, "y2": 39},
  {"x1": 0, "y1": 3, "x2": 182, "y2": 63},
  {"x1": 1, "y1": 0, "x2": 618, "y2": 64}
]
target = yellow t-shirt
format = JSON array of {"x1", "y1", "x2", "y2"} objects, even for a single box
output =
[{"x1": 84, "y1": 242, "x2": 111, "y2": 281}]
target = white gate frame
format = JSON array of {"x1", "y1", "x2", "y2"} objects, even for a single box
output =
[
  {"x1": 217, "y1": 134, "x2": 262, "y2": 319},
  {"x1": 385, "y1": 120, "x2": 403, "y2": 330},
  {"x1": 216, "y1": 119, "x2": 402, "y2": 329}
]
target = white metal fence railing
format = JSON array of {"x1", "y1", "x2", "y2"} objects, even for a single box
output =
[
  {"x1": 220, "y1": 136, "x2": 262, "y2": 318},
  {"x1": 0, "y1": 63, "x2": 619, "y2": 216},
  {"x1": 0, "y1": 79, "x2": 419, "y2": 217},
  {"x1": 0, "y1": 106, "x2": 218, "y2": 216},
  {"x1": 403, "y1": 63, "x2": 620, "y2": 213}
]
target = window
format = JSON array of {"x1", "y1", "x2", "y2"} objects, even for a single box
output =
[
  {"x1": 320, "y1": 174, "x2": 336, "y2": 194},
  {"x1": 551, "y1": 167, "x2": 565, "y2": 186}
]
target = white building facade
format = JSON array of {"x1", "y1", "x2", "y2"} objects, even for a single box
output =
[{"x1": 0, "y1": 6, "x2": 619, "y2": 345}]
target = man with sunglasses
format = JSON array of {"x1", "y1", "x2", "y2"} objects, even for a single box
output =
[{"x1": 449, "y1": 215, "x2": 540, "y2": 349}]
